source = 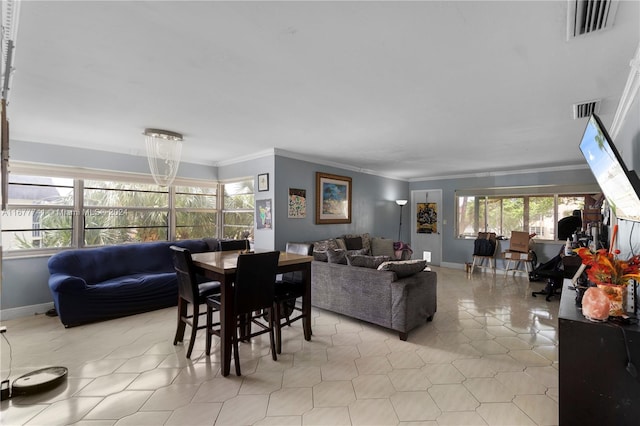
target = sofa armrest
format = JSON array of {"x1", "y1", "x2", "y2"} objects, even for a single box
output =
[
  {"x1": 48, "y1": 273, "x2": 87, "y2": 293},
  {"x1": 390, "y1": 271, "x2": 437, "y2": 337}
]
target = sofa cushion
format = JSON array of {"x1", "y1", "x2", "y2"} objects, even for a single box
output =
[
  {"x1": 313, "y1": 251, "x2": 329, "y2": 262},
  {"x1": 335, "y1": 238, "x2": 347, "y2": 250},
  {"x1": 378, "y1": 260, "x2": 427, "y2": 278},
  {"x1": 346, "y1": 254, "x2": 390, "y2": 269},
  {"x1": 327, "y1": 248, "x2": 348, "y2": 264},
  {"x1": 313, "y1": 238, "x2": 341, "y2": 262},
  {"x1": 371, "y1": 237, "x2": 396, "y2": 258},
  {"x1": 203, "y1": 238, "x2": 221, "y2": 251}
]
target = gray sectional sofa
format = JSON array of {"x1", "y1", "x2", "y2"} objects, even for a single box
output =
[{"x1": 309, "y1": 234, "x2": 437, "y2": 340}]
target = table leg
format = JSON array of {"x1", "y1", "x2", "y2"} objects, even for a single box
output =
[
  {"x1": 220, "y1": 274, "x2": 234, "y2": 377},
  {"x1": 302, "y1": 263, "x2": 312, "y2": 341}
]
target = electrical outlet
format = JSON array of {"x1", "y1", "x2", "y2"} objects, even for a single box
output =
[{"x1": 0, "y1": 326, "x2": 6, "y2": 333}]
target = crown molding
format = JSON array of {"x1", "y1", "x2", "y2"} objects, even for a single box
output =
[
  {"x1": 273, "y1": 148, "x2": 408, "y2": 181},
  {"x1": 610, "y1": 42, "x2": 640, "y2": 140},
  {"x1": 408, "y1": 163, "x2": 590, "y2": 182}
]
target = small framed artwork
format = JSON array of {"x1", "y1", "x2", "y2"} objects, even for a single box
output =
[
  {"x1": 257, "y1": 173, "x2": 269, "y2": 192},
  {"x1": 316, "y1": 172, "x2": 352, "y2": 224},
  {"x1": 416, "y1": 202, "x2": 438, "y2": 234},
  {"x1": 256, "y1": 199, "x2": 272, "y2": 229},
  {"x1": 288, "y1": 188, "x2": 307, "y2": 218}
]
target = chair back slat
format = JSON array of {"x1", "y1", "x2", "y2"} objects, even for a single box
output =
[
  {"x1": 170, "y1": 245, "x2": 199, "y2": 304},
  {"x1": 285, "y1": 242, "x2": 314, "y2": 256},
  {"x1": 283, "y1": 242, "x2": 313, "y2": 284},
  {"x1": 234, "y1": 251, "x2": 280, "y2": 315}
]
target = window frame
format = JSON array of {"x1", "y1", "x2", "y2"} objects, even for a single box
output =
[{"x1": 1, "y1": 163, "x2": 252, "y2": 257}]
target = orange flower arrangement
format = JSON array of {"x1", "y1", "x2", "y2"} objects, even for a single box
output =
[{"x1": 575, "y1": 247, "x2": 640, "y2": 286}]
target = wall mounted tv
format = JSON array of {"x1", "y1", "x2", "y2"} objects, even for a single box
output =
[{"x1": 579, "y1": 113, "x2": 640, "y2": 222}]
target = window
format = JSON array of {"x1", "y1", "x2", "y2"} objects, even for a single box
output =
[
  {"x1": 83, "y1": 180, "x2": 169, "y2": 246},
  {"x1": 456, "y1": 189, "x2": 600, "y2": 241},
  {"x1": 175, "y1": 185, "x2": 217, "y2": 240},
  {"x1": 1, "y1": 167, "x2": 249, "y2": 254},
  {"x1": 222, "y1": 179, "x2": 255, "y2": 240},
  {"x1": 2, "y1": 175, "x2": 75, "y2": 250}
]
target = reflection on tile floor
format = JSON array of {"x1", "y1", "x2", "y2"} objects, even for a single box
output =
[{"x1": 0, "y1": 266, "x2": 559, "y2": 425}]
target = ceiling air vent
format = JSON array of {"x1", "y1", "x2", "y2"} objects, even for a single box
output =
[
  {"x1": 567, "y1": 0, "x2": 619, "y2": 39},
  {"x1": 573, "y1": 100, "x2": 601, "y2": 119}
]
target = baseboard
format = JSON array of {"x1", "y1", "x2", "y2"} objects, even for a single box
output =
[
  {"x1": 442, "y1": 261, "x2": 530, "y2": 277},
  {"x1": 0, "y1": 302, "x2": 55, "y2": 321},
  {"x1": 441, "y1": 261, "x2": 464, "y2": 270}
]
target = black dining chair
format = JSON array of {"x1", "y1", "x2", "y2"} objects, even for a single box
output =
[
  {"x1": 170, "y1": 245, "x2": 221, "y2": 358},
  {"x1": 273, "y1": 242, "x2": 313, "y2": 354},
  {"x1": 206, "y1": 251, "x2": 280, "y2": 376},
  {"x1": 219, "y1": 239, "x2": 251, "y2": 252}
]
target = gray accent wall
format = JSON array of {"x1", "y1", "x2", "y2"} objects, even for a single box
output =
[{"x1": 273, "y1": 155, "x2": 409, "y2": 250}]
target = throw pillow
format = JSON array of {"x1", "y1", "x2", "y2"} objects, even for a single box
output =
[
  {"x1": 377, "y1": 259, "x2": 427, "y2": 278},
  {"x1": 314, "y1": 238, "x2": 339, "y2": 252},
  {"x1": 346, "y1": 254, "x2": 390, "y2": 269},
  {"x1": 344, "y1": 236, "x2": 363, "y2": 250},
  {"x1": 313, "y1": 251, "x2": 328, "y2": 262},
  {"x1": 335, "y1": 238, "x2": 347, "y2": 250},
  {"x1": 327, "y1": 248, "x2": 348, "y2": 264},
  {"x1": 371, "y1": 237, "x2": 395, "y2": 258},
  {"x1": 343, "y1": 233, "x2": 371, "y2": 253}
]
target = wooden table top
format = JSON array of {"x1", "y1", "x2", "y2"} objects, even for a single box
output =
[{"x1": 191, "y1": 250, "x2": 313, "y2": 274}]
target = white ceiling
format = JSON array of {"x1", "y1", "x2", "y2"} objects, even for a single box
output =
[{"x1": 6, "y1": 0, "x2": 640, "y2": 180}]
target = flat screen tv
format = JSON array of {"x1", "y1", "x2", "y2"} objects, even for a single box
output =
[{"x1": 579, "y1": 113, "x2": 640, "y2": 222}]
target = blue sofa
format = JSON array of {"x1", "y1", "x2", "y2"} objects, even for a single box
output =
[{"x1": 47, "y1": 239, "x2": 212, "y2": 327}]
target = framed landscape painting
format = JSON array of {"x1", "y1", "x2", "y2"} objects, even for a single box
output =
[{"x1": 315, "y1": 172, "x2": 352, "y2": 224}]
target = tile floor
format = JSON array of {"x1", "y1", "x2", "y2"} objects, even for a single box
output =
[{"x1": 0, "y1": 266, "x2": 560, "y2": 425}]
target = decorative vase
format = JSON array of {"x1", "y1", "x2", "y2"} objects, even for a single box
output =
[{"x1": 596, "y1": 284, "x2": 626, "y2": 317}]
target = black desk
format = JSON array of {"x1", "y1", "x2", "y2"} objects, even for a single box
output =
[{"x1": 559, "y1": 280, "x2": 640, "y2": 425}]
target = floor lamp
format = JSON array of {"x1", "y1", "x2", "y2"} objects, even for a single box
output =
[{"x1": 396, "y1": 199, "x2": 408, "y2": 241}]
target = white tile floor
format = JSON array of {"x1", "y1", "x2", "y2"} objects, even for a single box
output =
[{"x1": 0, "y1": 266, "x2": 560, "y2": 425}]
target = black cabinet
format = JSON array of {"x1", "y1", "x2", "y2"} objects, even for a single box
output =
[{"x1": 559, "y1": 281, "x2": 640, "y2": 425}]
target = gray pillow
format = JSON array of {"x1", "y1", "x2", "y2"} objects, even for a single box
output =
[
  {"x1": 327, "y1": 248, "x2": 347, "y2": 264},
  {"x1": 313, "y1": 251, "x2": 328, "y2": 262},
  {"x1": 346, "y1": 254, "x2": 390, "y2": 269},
  {"x1": 371, "y1": 237, "x2": 395, "y2": 258},
  {"x1": 314, "y1": 239, "x2": 339, "y2": 252},
  {"x1": 377, "y1": 260, "x2": 427, "y2": 278}
]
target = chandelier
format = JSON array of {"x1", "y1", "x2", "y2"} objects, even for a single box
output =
[{"x1": 144, "y1": 128, "x2": 183, "y2": 187}]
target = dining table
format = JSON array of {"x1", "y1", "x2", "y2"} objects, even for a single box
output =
[{"x1": 191, "y1": 249, "x2": 313, "y2": 376}]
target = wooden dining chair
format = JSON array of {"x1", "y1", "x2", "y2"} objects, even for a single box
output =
[
  {"x1": 206, "y1": 251, "x2": 280, "y2": 376},
  {"x1": 273, "y1": 242, "x2": 313, "y2": 354},
  {"x1": 219, "y1": 239, "x2": 250, "y2": 252},
  {"x1": 170, "y1": 246, "x2": 221, "y2": 358}
]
